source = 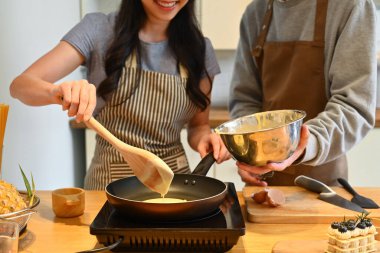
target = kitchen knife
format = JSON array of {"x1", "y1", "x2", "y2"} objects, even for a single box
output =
[
  {"x1": 294, "y1": 175, "x2": 368, "y2": 214},
  {"x1": 337, "y1": 178, "x2": 380, "y2": 209}
]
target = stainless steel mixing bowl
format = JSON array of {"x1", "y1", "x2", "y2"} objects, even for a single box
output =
[{"x1": 214, "y1": 110, "x2": 306, "y2": 166}]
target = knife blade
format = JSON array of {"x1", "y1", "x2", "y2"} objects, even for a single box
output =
[{"x1": 294, "y1": 175, "x2": 368, "y2": 214}]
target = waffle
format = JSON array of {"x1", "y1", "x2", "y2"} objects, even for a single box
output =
[
  {"x1": 325, "y1": 213, "x2": 380, "y2": 253},
  {"x1": 326, "y1": 232, "x2": 377, "y2": 253}
]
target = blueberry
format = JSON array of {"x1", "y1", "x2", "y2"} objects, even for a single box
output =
[
  {"x1": 364, "y1": 220, "x2": 372, "y2": 227},
  {"x1": 338, "y1": 226, "x2": 348, "y2": 233},
  {"x1": 331, "y1": 222, "x2": 340, "y2": 229},
  {"x1": 356, "y1": 222, "x2": 366, "y2": 229},
  {"x1": 346, "y1": 219, "x2": 356, "y2": 226}
]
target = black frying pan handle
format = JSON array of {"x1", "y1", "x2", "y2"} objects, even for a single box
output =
[
  {"x1": 337, "y1": 178, "x2": 358, "y2": 196},
  {"x1": 76, "y1": 237, "x2": 123, "y2": 253},
  {"x1": 191, "y1": 152, "x2": 216, "y2": 176}
]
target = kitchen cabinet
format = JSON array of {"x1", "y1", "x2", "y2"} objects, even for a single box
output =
[{"x1": 199, "y1": 0, "x2": 251, "y2": 49}]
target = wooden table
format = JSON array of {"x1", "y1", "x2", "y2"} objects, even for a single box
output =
[{"x1": 19, "y1": 191, "x2": 336, "y2": 253}]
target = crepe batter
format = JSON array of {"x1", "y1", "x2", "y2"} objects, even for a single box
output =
[{"x1": 143, "y1": 197, "x2": 187, "y2": 203}]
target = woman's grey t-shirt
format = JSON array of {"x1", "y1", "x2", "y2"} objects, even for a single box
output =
[{"x1": 62, "y1": 12, "x2": 221, "y2": 115}]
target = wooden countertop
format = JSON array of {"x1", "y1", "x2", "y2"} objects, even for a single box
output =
[
  {"x1": 70, "y1": 108, "x2": 380, "y2": 129},
  {"x1": 17, "y1": 190, "x2": 359, "y2": 253}
]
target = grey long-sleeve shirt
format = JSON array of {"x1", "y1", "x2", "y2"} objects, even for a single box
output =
[{"x1": 229, "y1": 0, "x2": 377, "y2": 165}]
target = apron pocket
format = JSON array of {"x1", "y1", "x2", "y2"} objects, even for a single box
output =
[{"x1": 163, "y1": 152, "x2": 191, "y2": 174}]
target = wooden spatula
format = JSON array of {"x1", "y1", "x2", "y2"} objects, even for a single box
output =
[{"x1": 85, "y1": 117, "x2": 174, "y2": 196}]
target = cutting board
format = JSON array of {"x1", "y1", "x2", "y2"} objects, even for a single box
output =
[
  {"x1": 243, "y1": 186, "x2": 380, "y2": 224},
  {"x1": 272, "y1": 240, "x2": 380, "y2": 253}
]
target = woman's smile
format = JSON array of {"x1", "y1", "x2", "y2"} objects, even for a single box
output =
[
  {"x1": 155, "y1": 0, "x2": 179, "y2": 10},
  {"x1": 141, "y1": 0, "x2": 188, "y2": 23}
]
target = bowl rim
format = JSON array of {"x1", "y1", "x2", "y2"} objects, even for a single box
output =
[{"x1": 214, "y1": 109, "x2": 306, "y2": 134}]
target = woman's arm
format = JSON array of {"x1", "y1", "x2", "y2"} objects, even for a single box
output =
[
  {"x1": 10, "y1": 41, "x2": 96, "y2": 122},
  {"x1": 186, "y1": 77, "x2": 230, "y2": 163}
]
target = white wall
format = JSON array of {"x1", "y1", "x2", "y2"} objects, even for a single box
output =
[
  {"x1": 0, "y1": 0, "x2": 85, "y2": 190},
  {"x1": 80, "y1": 0, "x2": 121, "y2": 16},
  {"x1": 347, "y1": 129, "x2": 380, "y2": 187}
]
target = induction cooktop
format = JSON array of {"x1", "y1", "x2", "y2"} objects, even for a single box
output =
[{"x1": 90, "y1": 182, "x2": 246, "y2": 252}]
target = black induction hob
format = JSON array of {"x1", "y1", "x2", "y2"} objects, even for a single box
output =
[{"x1": 90, "y1": 182, "x2": 246, "y2": 252}]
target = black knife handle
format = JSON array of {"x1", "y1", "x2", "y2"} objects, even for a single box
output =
[
  {"x1": 337, "y1": 178, "x2": 358, "y2": 196},
  {"x1": 294, "y1": 175, "x2": 335, "y2": 194}
]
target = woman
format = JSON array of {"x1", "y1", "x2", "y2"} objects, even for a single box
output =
[{"x1": 10, "y1": 0, "x2": 230, "y2": 189}]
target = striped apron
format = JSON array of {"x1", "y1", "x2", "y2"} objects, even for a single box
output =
[{"x1": 84, "y1": 54, "x2": 198, "y2": 190}]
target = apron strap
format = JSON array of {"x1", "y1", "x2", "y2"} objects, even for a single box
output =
[
  {"x1": 124, "y1": 51, "x2": 138, "y2": 68},
  {"x1": 179, "y1": 64, "x2": 188, "y2": 79},
  {"x1": 252, "y1": 0, "x2": 275, "y2": 58},
  {"x1": 314, "y1": 0, "x2": 328, "y2": 43},
  {"x1": 252, "y1": 0, "x2": 328, "y2": 56}
]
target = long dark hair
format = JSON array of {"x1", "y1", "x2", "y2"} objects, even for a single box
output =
[{"x1": 97, "y1": 0, "x2": 210, "y2": 110}]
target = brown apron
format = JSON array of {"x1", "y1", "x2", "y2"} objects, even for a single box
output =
[{"x1": 252, "y1": 0, "x2": 347, "y2": 186}]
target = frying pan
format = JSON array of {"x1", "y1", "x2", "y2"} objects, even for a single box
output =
[{"x1": 106, "y1": 152, "x2": 228, "y2": 221}]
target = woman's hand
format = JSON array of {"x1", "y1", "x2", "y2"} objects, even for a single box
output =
[
  {"x1": 197, "y1": 132, "x2": 231, "y2": 163},
  {"x1": 52, "y1": 80, "x2": 97, "y2": 122},
  {"x1": 237, "y1": 125, "x2": 310, "y2": 186}
]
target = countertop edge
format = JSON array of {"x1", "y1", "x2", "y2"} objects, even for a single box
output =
[{"x1": 70, "y1": 108, "x2": 380, "y2": 129}]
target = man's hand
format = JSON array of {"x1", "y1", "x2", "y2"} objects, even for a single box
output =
[{"x1": 237, "y1": 125, "x2": 310, "y2": 186}]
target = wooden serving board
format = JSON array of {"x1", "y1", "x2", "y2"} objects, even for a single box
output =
[
  {"x1": 243, "y1": 186, "x2": 380, "y2": 224},
  {"x1": 272, "y1": 240, "x2": 380, "y2": 253}
]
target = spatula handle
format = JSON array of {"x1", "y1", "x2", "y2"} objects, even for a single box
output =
[
  {"x1": 337, "y1": 178, "x2": 358, "y2": 196},
  {"x1": 85, "y1": 117, "x2": 127, "y2": 150}
]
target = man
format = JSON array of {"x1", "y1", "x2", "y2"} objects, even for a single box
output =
[{"x1": 229, "y1": 0, "x2": 377, "y2": 186}]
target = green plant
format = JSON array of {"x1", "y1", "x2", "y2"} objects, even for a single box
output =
[{"x1": 19, "y1": 164, "x2": 35, "y2": 207}]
